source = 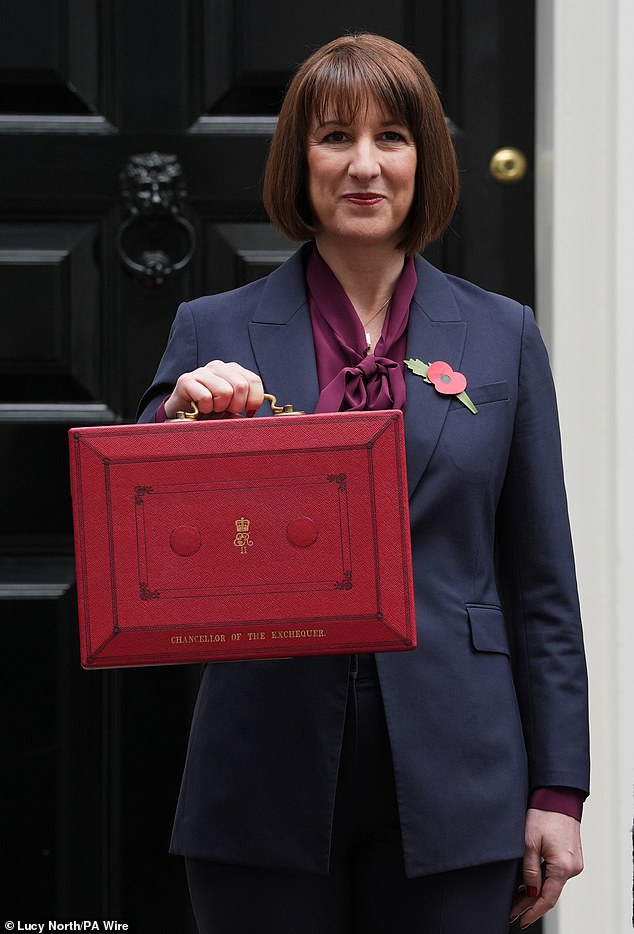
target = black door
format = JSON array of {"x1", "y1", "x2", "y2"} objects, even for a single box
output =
[{"x1": 1, "y1": 1, "x2": 534, "y2": 929}]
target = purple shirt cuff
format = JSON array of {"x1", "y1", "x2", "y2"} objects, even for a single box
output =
[
  {"x1": 154, "y1": 399, "x2": 169, "y2": 422},
  {"x1": 529, "y1": 787, "x2": 585, "y2": 821}
]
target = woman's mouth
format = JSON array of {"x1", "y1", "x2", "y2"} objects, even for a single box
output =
[{"x1": 343, "y1": 193, "x2": 385, "y2": 206}]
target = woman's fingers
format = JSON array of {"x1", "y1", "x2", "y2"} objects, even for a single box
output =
[
  {"x1": 510, "y1": 810, "x2": 583, "y2": 929},
  {"x1": 165, "y1": 361, "x2": 264, "y2": 418}
]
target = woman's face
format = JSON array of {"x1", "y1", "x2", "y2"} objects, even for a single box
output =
[{"x1": 306, "y1": 96, "x2": 417, "y2": 253}]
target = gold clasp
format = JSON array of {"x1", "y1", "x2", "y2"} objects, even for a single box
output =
[
  {"x1": 169, "y1": 401, "x2": 200, "y2": 420},
  {"x1": 263, "y1": 393, "x2": 303, "y2": 416}
]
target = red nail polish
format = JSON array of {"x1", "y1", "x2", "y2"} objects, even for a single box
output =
[{"x1": 527, "y1": 886, "x2": 538, "y2": 898}]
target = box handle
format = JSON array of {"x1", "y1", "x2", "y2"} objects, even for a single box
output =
[{"x1": 169, "y1": 393, "x2": 303, "y2": 421}]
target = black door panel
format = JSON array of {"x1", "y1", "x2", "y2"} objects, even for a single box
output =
[{"x1": 1, "y1": 1, "x2": 535, "y2": 928}]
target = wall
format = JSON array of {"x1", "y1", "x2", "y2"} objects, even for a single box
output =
[{"x1": 536, "y1": 1, "x2": 634, "y2": 932}]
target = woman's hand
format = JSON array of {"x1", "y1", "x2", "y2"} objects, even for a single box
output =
[
  {"x1": 510, "y1": 809, "x2": 584, "y2": 929},
  {"x1": 164, "y1": 361, "x2": 265, "y2": 419}
]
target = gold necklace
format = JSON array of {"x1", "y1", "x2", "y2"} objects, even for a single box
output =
[{"x1": 360, "y1": 295, "x2": 392, "y2": 352}]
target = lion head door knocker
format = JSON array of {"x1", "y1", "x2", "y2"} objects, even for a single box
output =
[{"x1": 117, "y1": 152, "x2": 196, "y2": 287}]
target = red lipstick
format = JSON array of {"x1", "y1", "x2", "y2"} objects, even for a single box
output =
[{"x1": 343, "y1": 192, "x2": 385, "y2": 206}]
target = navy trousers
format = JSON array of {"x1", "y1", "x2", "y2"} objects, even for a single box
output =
[{"x1": 185, "y1": 658, "x2": 520, "y2": 933}]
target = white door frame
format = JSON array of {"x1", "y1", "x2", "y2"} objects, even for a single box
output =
[{"x1": 536, "y1": 1, "x2": 634, "y2": 932}]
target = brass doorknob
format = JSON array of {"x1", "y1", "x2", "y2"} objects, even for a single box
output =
[{"x1": 489, "y1": 147, "x2": 528, "y2": 185}]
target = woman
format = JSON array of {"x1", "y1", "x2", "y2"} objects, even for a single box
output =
[{"x1": 138, "y1": 34, "x2": 589, "y2": 934}]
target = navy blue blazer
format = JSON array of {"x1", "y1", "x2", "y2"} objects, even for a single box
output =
[{"x1": 138, "y1": 246, "x2": 589, "y2": 878}]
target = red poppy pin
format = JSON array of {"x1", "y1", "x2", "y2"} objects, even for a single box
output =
[{"x1": 404, "y1": 358, "x2": 477, "y2": 414}]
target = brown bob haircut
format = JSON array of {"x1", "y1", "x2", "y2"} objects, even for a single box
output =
[{"x1": 263, "y1": 33, "x2": 459, "y2": 255}]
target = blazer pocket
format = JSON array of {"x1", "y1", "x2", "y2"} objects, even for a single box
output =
[
  {"x1": 466, "y1": 604, "x2": 510, "y2": 655},
  {"x1": 450, "y1": 380, "x2": 509, "y2": 411}
]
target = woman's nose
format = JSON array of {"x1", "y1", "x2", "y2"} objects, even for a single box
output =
[{"x1": 348, "y1": 138, "x2": 380, "y2": 179}]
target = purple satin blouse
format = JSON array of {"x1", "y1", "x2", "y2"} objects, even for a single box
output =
[{"x1": 306, "y1": 246, "x2": 416, "y2": 413}]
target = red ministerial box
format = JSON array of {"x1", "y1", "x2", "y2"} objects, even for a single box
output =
[{"x1": 69, "y1": 410, "x2": 416, "y2": 668}]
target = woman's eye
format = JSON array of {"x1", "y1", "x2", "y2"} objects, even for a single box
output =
[
  {"x1": 381, "y1": 131, "x2": 406, "y2": 143},
  {"x1": 323, "y1": 131, "x2": 347, "y2": 143}
]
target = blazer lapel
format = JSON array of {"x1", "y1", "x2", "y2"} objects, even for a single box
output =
[
  {"x1": 248, "y1": 247, "x2": 320, "y2": 416},
  {"x1": 404, "y1": 257, "x2": 467, "y2": 496}
]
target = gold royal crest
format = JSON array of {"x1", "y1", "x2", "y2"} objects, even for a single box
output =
[{"x1": 233, "y1": 517, "x2": 253, "y2": 554}]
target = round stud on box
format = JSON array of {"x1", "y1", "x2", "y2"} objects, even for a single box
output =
[
  {"x1": 286, "y1": 517, "x2": 319, "y2": 548},
  {"x1": 170, "y1": 525, "x2": 202, "y2": 557}
]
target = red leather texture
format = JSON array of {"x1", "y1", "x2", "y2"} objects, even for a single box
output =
[{"x1": 69, "y1": 410, "x2": 415, "y2": 668}]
